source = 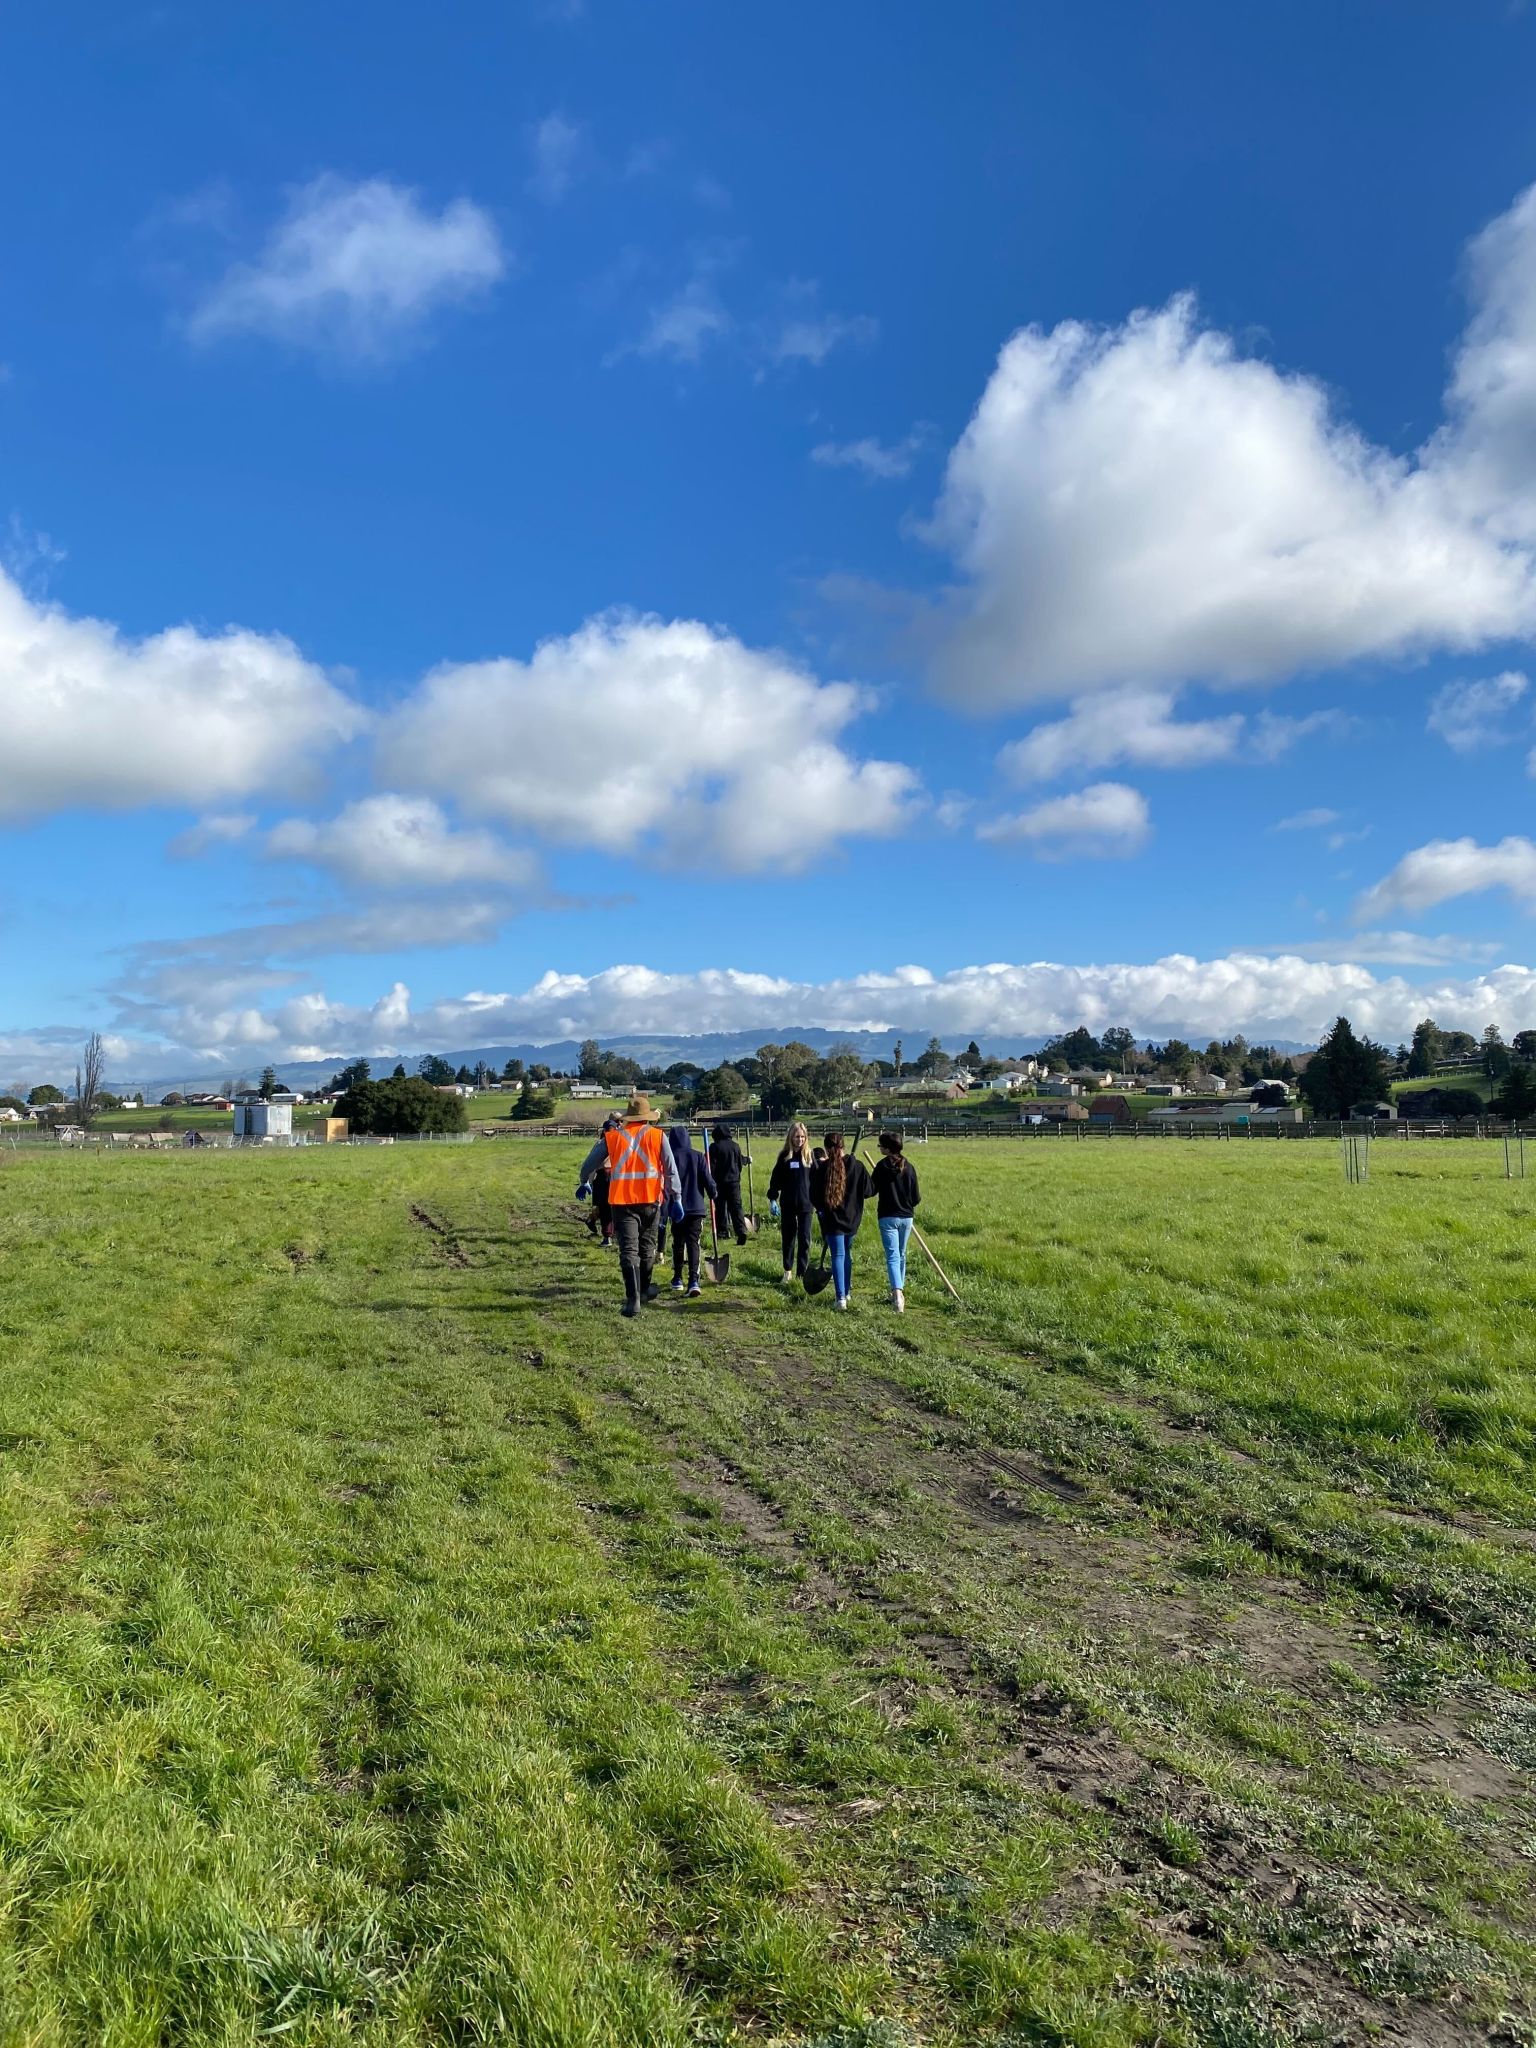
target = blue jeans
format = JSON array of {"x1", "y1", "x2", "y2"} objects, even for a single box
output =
[
  {"x1": 827, "y1": 1232, "x2": 853, "y2": 1301},
  {"x1": 879, "y1": 1216, "x2": 912, "y2": 1291}
]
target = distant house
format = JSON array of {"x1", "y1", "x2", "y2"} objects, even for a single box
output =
[
  {"x1": 1189, "y1": 1073, "x2": 1228, "y2": 1093},
  {"x1": 1020, "y1": 1099, "x2": 1089, "y2": 1123},
  {"x1": 1144, "y1": 1083, "x2": 1183, "y2": 1098},
  {"x1": 1088, "y1": 1094, "x2": 1132, "y2": 1123},
  {"x1": 1036, "y1": 1078, "x2": 1080, "y2": 1098},
  {"x1": 1350, "y1": 1100, "x2": 1398, "y2": 1121}
]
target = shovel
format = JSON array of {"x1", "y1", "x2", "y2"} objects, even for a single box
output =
[
  {"x1": 703, "y1": 1202, "x2": 730, "y2": 1285},
  {"x1": 803, "y1": 1230, "x2": 833, "y2": 1296},
  {"x1": 744, "y1": 1147, "x2": 758, "y2": 1234},
  {"x1": 911, "y1": 1223, "x2": 962, "y2": 1304}
]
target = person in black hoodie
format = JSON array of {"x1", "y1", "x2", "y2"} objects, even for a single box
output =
[
  {"x1": 810, "y1": 1130, "x2": 872, "y2": 1311},
  {"x1": 708, "y1": 1121, "x2": 750, "y2": 1245},
  {"x1": 666, "y1": 1125, "x2": 717, "y2": 1297},
  {"x1": 870, "y1": 1129, "x2": 921, "y2": 1313},
  {"x1": 766, "y1": 1120, "x2": 815, "y2": 1282}
]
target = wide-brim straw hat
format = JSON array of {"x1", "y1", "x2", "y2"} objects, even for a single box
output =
[{"x1": 623, "y1": 1092, "x2": 660, "y2": 1121}]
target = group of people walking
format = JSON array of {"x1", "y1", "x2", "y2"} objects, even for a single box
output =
[{"x1": 576, "y1": 1094, "x2": 922, "y2": 1319}]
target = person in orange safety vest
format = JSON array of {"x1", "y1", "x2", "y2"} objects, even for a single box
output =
[{"x1": 577, "y1": 1093, "x2": 683, "y2": 1317}]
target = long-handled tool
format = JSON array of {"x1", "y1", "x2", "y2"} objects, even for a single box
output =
[
  {"x1": 803, "y1": 1227, "x2": 832, "y2": 1295},
  {"x1": 744, "y1": 1145, "x2": 757, "y2": 1234},
  {"x1": 910, "y1": 1223, "x2": 962, "y2": 1303},
  {"x1": 704, "y1": 1199, "x2": 730, "y2": 1285}
]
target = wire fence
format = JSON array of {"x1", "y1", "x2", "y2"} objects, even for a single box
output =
[{"x1": 485, "y1": 1114, "x2": 1535, "y2": 1144}]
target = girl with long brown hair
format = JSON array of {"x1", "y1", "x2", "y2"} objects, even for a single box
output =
[{"x1": 811, "y1": 1130, "x2": 872, "y2": 1311}]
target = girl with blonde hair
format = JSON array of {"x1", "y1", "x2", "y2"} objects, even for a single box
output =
[{"x1": 767, "y1": 1120, "x2": 815, "y2": 1283}]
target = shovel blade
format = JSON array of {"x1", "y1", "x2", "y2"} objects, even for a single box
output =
[{"x1": 704, "y1": 1256, "x2": 730, "y2": 1284}]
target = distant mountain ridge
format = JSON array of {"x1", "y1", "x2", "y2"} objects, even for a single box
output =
[{"x1": 106, "y1": 1025, "x2": 1313, "y2": 1100}]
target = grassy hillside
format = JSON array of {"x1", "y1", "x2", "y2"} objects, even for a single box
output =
[{"x1": 0, "y1": 1140, "x2": 1531, "y2": 2042}]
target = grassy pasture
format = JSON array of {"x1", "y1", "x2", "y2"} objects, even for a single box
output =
[{"x1": 0, "y1": 1138, "x2": 1532, "y2": 2044}]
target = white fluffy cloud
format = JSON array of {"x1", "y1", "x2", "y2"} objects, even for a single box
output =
[
  {"x1": 266, "y1": 794, "x2": 538, "y2": 891},
  {"x1": 977, "y1": 781, "x2": 1150, "y2": 858},
  {"x1": 1356, "y1": 836, "x2": 1536, "y2": 920},
  {"x1": 101, "y1": 951, "x2": 1536, "y2": 1073},
  {"x1": 0, "y1": 565, "x2": 361, "y2": 819},
  {"x1": 1425, "y1": 670, "x2": 1529, "y2": 752},
  {"x1": 928, "y1": 185, "x2": 1536, "y2": 706},
  {"x1": 188, "y1": 175, "x2": 505, "y2": 359},
  {"x1": 1000, "y1": 690, "x2": 1242, "y2": 781},
  {"x1": 379, "y1": 612, "x2": 920, "y2": 872}
]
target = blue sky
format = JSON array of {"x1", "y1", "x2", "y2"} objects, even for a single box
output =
[{"x1": 5, "y1": 1, "x2": 1536, "y2": 1080}]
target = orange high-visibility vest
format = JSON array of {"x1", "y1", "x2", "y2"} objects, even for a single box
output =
[{"x1": 605, "y1": 1121, "x2": 667, "y2": 1204}]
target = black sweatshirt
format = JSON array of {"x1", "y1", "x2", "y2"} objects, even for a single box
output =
[
  {"x1": 767, "y1": 1153, "x2": 814, "y2": 1215},
  {"x1": 870, "y1": 1155, "x2": 921, "y2": 1219},
  {"x1": 708, "y1": 1136, "x2": 744, "y2": 1188},
  {"x1": 811, "y1": 1155, "x2": 872, "y2": 1236}
]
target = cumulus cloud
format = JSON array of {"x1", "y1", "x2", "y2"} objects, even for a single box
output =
[
  {"x1": 1000, "y1": 690, "x2": 1242, "y2": 781},
  {"x1": 977, "y1": 782, "x2": 1150, "y2": 858},
  {"x1": 99, "y1": 950, "x2": 1536, "y2": 1072},
  {"x1": 379, "y1": 612, "x2": 921, "y2": 872},
  {"x1": 0, "y1": 564, "x2": 361, "y2": 820},
  {"x1": 527, "y1": 114, "x2": 586, "y2": 203},
  {"x1": 188, "y1": 175, "x2": 505, "y2": 360},
  {"x1": 928, "y1": 184, "x2": 1536, "y2": 707},
  {"x1": 1355, "y1": 836, "x2": 1536, "y2": 920},
  {"x1": 811, "y1": 427, "x2": 932, "y2": 481},
  {"x1": 266, "y1": 794, "x2": 538, "y2": 891},
  {"x1": 1426, "y1": 670, "x2": 1529, "y2": 752}
]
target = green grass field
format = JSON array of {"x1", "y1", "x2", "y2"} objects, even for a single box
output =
[{"x1": 0, "y1": 1138, "x2": 1533, "y2": 2045}]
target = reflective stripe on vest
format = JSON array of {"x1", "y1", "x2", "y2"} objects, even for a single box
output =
[{"x1": 606, "y1": 1122, "x2": 665, "y2": 1203}]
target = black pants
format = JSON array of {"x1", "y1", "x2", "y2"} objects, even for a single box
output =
[
  {"x1": 586, "y1": 1176, "x2": 612, "y2": 1238},
  {"x1": 672, "y1": 1213, "x2": 704, "y2": 1286},
  {"x1": 780, "y1": 1208, "x2": 812, "y2": 1277},
  {"x1": 613, "y1": 1205, "x2": 658, "y2": 1307},
  {"x1": 715, "y1": 1181, "x2": 748, "y2": 1244}
]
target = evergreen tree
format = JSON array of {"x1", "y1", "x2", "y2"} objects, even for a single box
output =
[
  {"x1": 1482, "y1": 1024, "x2": 1512, "y2": 1080},
  {"x1": 1298, "y1": 1016, "x2": 1390, "y2": 1117},
  {"x1": 1405, "y1": 1018, "x2": 1443, "y2": 1078},
  {"x1": 1494, "y1": 1064, "x2": 1536, "y2": 1122}
]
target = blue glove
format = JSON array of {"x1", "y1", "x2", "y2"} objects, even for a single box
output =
[
  {"x1": 769, "y1": 1200, "x2": 781, "y2": 1220},
  {"x1": 668, "y1": 1200, "x2": 685, "y2": 1224},
  {"x1": 575, "y1": 1183, "x2": 590, "y2": 1202}
]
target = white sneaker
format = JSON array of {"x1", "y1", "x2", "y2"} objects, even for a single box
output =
[
  {"x1": 893, "y1": 1289, "x2": 905, "y2": 1314},
  {"x1": 834, "y1": 1296, "x2": 849, "y2": 1311},
  {"x1": 781, "y1": 1269, "x2": 793, "y2": 1284},
  {"x1": 670, "y1": 1279, "x2": 685, "y2": 1293}
]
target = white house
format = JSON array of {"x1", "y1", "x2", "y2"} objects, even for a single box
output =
[
  {"x1": 1037, "y1": 1078, "x2": 1081, "y2": 1098},
  {"x1": 569, "y1": 1082, "x2": 606, "y2": 1100}
]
